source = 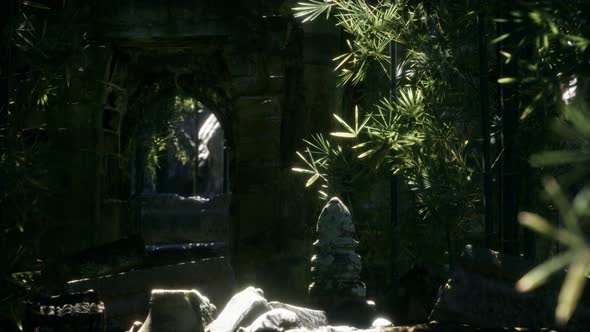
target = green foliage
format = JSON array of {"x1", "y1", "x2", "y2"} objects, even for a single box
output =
[
  {"x1": 1, "y1": 1, "x2": 91, "y2": 325},
  {"x1": 495, "y1": 1, "x2": 590, "y2": 120},
  {"x1": 143, "y1": 96, "x2": 200, "y2": 186},
  {"x1": 126, "y1": 87, "x2": 201, "y2": 189},
  {"x1": 489, "y1": 1, "x2": 590, "y2": 324},
  {"x1": 292, "y1": 130, "x2": 379, "y2": 200},
  {"x1": 292, "y1": 0, "x2": 481, "y2": 225},
  {"x1": 517, "y1": 105, "x2": 590, "y2": 325}
]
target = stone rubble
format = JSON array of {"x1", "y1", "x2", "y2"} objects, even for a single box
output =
[
  {"x1": 137, "y1": 289, "x2": 216, "y2": 332},
  {"x1": 269, "y1": 302, "x2": 328, "y2": 329},
  {"x1": 132, "y1": 285, "x2": 372, "y2": 332},
  {"x1": 237, "y1": 308, "x2": 299, "y2": 332},
  {"x1": 206, "y1": 286, "x2": 272, "y2": 332},
  {"x1": 371, "y1": 318, "x2": 394, "y2": 328}
]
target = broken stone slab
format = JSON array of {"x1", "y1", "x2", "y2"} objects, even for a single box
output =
[
  {"x1": 137, "y1": 289, "x2": 216, "y2": 332},
  {"x1": 430, "y1": 245, "x2": 590, "y2": 331},
  {"x1": 288, "y1": 325, "x2": 554, "y2": 332},
  {"x1": 66, "y1": 257, "x2": 235, "y2": 331},
  {"x1": 206, "y1": 286, "x2": 271, "y2": 332},
  {"x1": 237, "y1": 309, "x2": 299, "y2": 332},
  {"x1": 371, "y1": 318, "x2": 394, "y2": 328},
  {"x1": 269, "y1": 302, "x2": 328, "y2": 329},
  {"x1": 285, "y1": 326, "x2": 376, "y2": 332},
  {"x1": 458, "y1": 245, "x2": 536, "y2": 281}
]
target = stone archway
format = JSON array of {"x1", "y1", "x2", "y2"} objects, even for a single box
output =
[
  {"x1": 116, "y1": 47, "x2": 236, "y2": 247},
  {"x1": 95, "y1": 0, "x2": 334, "y2": 303}
]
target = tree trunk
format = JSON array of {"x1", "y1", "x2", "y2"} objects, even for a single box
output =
[
  {"x1": 478, "y1": 10, "x2": 494, "y2": 249},
  {"x1": 497, "y1": 2, "x2": 520, "y2": 255}
]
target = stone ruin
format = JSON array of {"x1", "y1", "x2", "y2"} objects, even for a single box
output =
[
  {"x1": 307, "y1": 197, "x2": 376, "y2": 327},
  {"x1": 136, "y1": 289, "x2": 216, "y2": 332},
  {"x1": 120, "y1": 198, "x2": 390, "y2": 332},
  {"x1": 309, "y1": 197, "x2": 366, "y2": 299},
  {"x1": 130, "y1": 286, "x2": 333, "y2": 332}
]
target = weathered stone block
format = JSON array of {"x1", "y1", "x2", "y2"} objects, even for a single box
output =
[
  {"x1": 238, "y1": 309, "x2": 298, "y2": 332},
  {"x1": 269, "y1": 302, "x2": 328, "y2": 329},
  {"x1": 137, "y1": 289, "x2": 216, "y2": 332},
  {"x1": 206, "y1": 286, "x2": 271, "y2": 332},
  {"x1": 66, "y1": 257, "x2": 236, "y2": 330},
  {"x1": 429, "y1": 245, "x2": 590, "y2": 331}
]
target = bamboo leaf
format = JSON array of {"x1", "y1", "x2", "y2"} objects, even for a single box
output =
[
  {"x1": 291, "y1": 167, "x2": 315, "y2": 174},
  {"x1": 333, "y1": 113, "x2": 355, "y2": 134},
  {"x1": 491, "y1": 33, "x2": 510, "y2": 44},
  {"x1": 330, "y1": 132, "x2": 356, "y2": 138},
  {"x1": 22, "y1": 1, "x2": 51, "y2": 10},
  {"x1": 353, "y1": 141, "x2": 371, "y2": 149},
  {"x1": 65, "y1": 65, "x2": 71, "y2": 88},
  {"x1": 556, "y1": 253, "x2": 590, "y2": 325},
  {"x1": 518, "y1": 212, "x2": 558, "y2": 239},
  {"x1": 544, "y1": 177, "x2": 582, "y2": 234},
  {"x1": 306, "y1": 173, "x2": 320, "y2": 187},
  {"x1": 516, "y1": 250, "x2": 576, "y2": 292},
  {"x1": 358, "y1": 148, "x2": 376, "y2": 159},
  {"x1": 498, "y1": 77, "x2": 516, "y2": 84},
  {"x1": 519, "y1": 212, "x2": 583, "y2": 246},
  {"x1": 530, "y1": 150, "x2": 590, "y2": 167}
]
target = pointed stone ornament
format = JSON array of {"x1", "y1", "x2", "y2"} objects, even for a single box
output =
[{"x1": 309, "y1": 197, "x2": 366, "y2": 299}]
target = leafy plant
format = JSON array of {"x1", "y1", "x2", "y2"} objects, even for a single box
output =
[
  {"x1": 517, "y1": 105, "x2": 590, "y2": 325},
  {"x1": 495, "y1": 1, "x2": 590, "y2": 120},
  {"x1": 1, "y1": 1, "x2": 93, "y2": 326},
  {"x1": 292, "y1": 0, "x2": 481, "y2": 231}
]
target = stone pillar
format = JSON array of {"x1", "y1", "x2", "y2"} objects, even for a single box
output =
[
  {"x1": 309, "y1": 197, "x2": 366, "y2": 300},
  {"x1": 309, "y1": 197, "x2": 375, "y2": 326}
]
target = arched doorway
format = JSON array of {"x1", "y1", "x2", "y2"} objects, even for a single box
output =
[{"x1": 147, "y1": 96, "x2": 227, "y2": 198}]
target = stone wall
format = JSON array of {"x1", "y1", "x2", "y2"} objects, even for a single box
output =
[
  {"x1": 37, "y1": 46, "x2": 124, "y2": 257},
  {"x1": 24, "y1": 0, "x2": 364, "y2": 302},
  {"x1": 90, "y1": 0, "x2": 342, "y2": 303}
]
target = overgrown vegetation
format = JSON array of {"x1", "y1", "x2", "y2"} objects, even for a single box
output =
[
  {"x1": 292, "y1": 0, "x2": 484, "y2": 269},
  {"x1": 292, "y1": 0, "x2": 589, "y2": 324},
  {"x1": 1, "y1": 1, "x2": 90, "y2": 325},
  {"x1": 0, "y1": 0, "x2": 589, "y2": 328},
  {"x1": 0, "y1": 1, "x2": 205, "y2": 326}
]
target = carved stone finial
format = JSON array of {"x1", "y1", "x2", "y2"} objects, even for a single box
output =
[{"x1": 309, "y1": 197, "x2": 366, "y2": 299}]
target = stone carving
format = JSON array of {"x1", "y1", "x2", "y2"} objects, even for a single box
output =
[
  {"x1": 206, "y1": 286, "x2": 271, "y2": 332},
  {"x1": 137, "y1": 289, "x2": 216, "y2": 332},
  {"x1": 309, "y1": 197, "x2": 366, "y2": 298},
  {"x1": 31, "y1": 290, "x2": 105, "y2": 332}
]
